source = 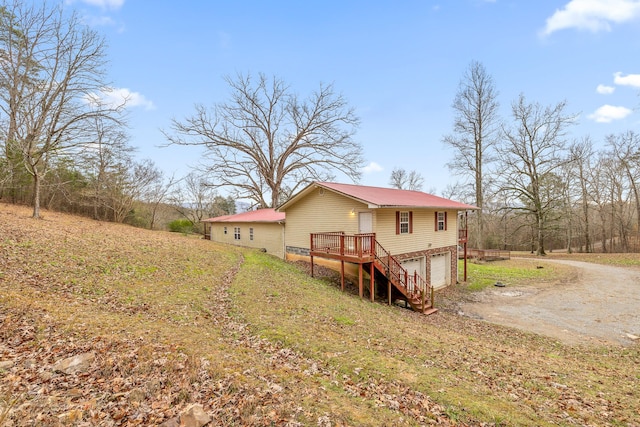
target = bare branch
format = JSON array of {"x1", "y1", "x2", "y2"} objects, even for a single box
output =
[
  {"x1": 388, "y1": 167, "x2": 424, "y2": 191},
  {"x1": 0, "y1": 0, "x2": 124, "y2": 218},
  {"x1": 497, "y1": 93, "x2": 577, "y2": 255},
  {"x1": 164, "y1": 72, "x2": 363, "y2": 208},
  {"x1": 442, "y1": 61, "x2": 500, "y2": 248}
]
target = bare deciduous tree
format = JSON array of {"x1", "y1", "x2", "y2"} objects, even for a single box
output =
[
  {"x1": 606, "y1": 131, "x2": 640, "y2": 233},
  {"x1": 104, "y1": 159, "x2": 162, "y2": 223},
  {"x1": 498, "y1": 94, "x2": 576, "y2": 255},
  {"x1": 569, "y1": 138, "x2": 594, "y2": 252},
  {"x1": 443, "y1": 61, "x2": 500, "y2": 248},
  {"x1": 164, "y1": 73, "x2": 363, "y2": 208},
  {"x1": 388, "y1": 167, "x2": 424, "y2": 191},
  {"x1": 0, "y1": 0, "x2": 123, "y2": 218},
  {"x1": 80, "y1": 115, "x2": 133, "y2": 220},
  {"x1": 170, "y1": 172, "x2": 219, "y2": 232},
  {"x1": 141, "y1": 172, "x2": 176, "y2": 230}
]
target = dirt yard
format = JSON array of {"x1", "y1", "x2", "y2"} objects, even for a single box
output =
[{"x1": 460, "y1": 258, "x2": 640, "y2": 346}]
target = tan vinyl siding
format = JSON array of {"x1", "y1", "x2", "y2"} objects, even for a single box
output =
[
  {"x1": 209, "y1": 222, "x2": 284, "y2": 258},
  {"x1": 209, "y1": 224, "x2": 232, "y2": 244},
  {"x1": 283, "y1": 186, "x2": 460, "y2": 255},
  {"x1": 375, "y1": 208, "x2": 458, "y2": 255},
  {"x1": 284, "y1": 188, "x2": 370, "y2": 249}
]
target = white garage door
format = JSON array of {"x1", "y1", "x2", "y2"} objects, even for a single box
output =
[
  {"x1": 430, "y1": 253, "x2": 448, "y2": 289},
  {"x1": 401, "y1": 258, "x2": 424, "y2": 293},
  {"x1": 401, "y1": 258, "x2": 423, "y2": 276}
]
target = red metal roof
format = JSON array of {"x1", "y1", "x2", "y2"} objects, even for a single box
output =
[
  {"x1": 280, "y1": 182, "x2": 477, "y2": 210},
  {"x1": 203, "y1": 208, "x2": 285, "y2": 223}
]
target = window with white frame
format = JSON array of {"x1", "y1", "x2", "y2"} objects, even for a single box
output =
[
  {"x1": 437, "y1": 212, "x2": 445, "y2": 231},
  {"x1": 234, "y1": 227, "x2": 240, "y2": 240},
  {"x1": 399, "y1": 211, "x2": 410, "y2": 234},
  {"x1": 249, "y1": 228, "x2": 254, "y2": 240}
]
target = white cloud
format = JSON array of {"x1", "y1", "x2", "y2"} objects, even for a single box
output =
[
  {"x1": 84, "y1": 87, "x2": 155, "y2": 110},
  {"x1": 614, "y1": 71, "x2": 640, "y2": 87},
  {"x1": 66, "y1": 0, "x2": 125, "y2": 10},
  {"x1": 80, "y1": 14, "x2": 125, "y2": 32},
  {"x1": 596, "y1": 84, "x2": 615, "y2": 94},
  {"x1": 588, "y1": 104, "x2": 632, "y2": 123},
  {"x1": 84, "y1": 15, "x2": 115, "y2": 27},
  {"x1": 541, "y1": 0, "x2": 640, "y2": 36},
  {"x1": 362, "y1": 162, "x2": 383, "y2": 174}
]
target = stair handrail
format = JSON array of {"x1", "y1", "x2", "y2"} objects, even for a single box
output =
[{"x1": 373, "y1": 240, "x2": 431, "y2": 304}]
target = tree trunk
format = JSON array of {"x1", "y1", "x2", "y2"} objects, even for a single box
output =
[
  {"x1": 32, "y1": 172, "x2": 41, "y2": 219},
  {"x1": 600, "y1": 212, "x2": 608, "y2": 253},
  {"x1": 578, "y1": 163, "x2": 591, "y2": 253},
  {"x1": 566, "y1": 216, "x2": 573, "y2": 254},
  {"x1": 582, "y1": 195, "x2": 591, "y2": 253},
  {"x1": 476, "y1": 152, "x2": 484, "y2": 250},
  {"x1": 536, "y1": 214, "x2": 546, "y2": 255}
]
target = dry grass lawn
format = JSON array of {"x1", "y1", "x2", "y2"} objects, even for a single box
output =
[{"x1": 1, "y1": 203, "x2": 638, "y2": 426}]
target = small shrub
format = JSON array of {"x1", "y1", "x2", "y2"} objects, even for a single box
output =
[{"x1": 168, "y1": 219, "x2": 194, "y2": 234}]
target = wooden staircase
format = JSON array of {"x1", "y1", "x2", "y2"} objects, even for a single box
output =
[
  {"x1": 309, "y1": 232, "x2": 437, "y2": 315},
  {"x1": 370, "y1": 241, "x2": 437, "y2": 315}
]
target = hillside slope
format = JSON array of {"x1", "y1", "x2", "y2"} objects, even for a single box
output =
[{"x1": 1, "y1": 203, "x2": 638, "y2": 426}]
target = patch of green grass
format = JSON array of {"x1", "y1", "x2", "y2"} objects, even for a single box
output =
[
  {"x1": 460, "y1": 259, "x2": 571, "y2": 291},
  {"x1": 229, "y1": 250, "x2": 640, "y2": 426},
  {"x1": 513, "y1": 251, "x2": 640, "y2": 267},
  {"x1": 3, "y1": 203, "x2": 638, "y2": 426},
  {"x1": 231, "y1": 253, "x2": 560, "y2": 425},
  {"x1": 333, "y1": 315, "x2": 355, "y2": 326}
]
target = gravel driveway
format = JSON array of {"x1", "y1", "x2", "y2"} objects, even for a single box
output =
[{"x1": 460, "y1": 258, "x2": 640, "y2": 346}]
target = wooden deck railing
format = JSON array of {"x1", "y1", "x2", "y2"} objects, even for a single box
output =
[
  {"x1": 468, "y1": 248, "x2": 510, "y2": 261},
  {"x1": 310, "y1": 232, "x2": 375, "y2": 258},
  {"x1": 310, "y1": 232, "x2": 432, "y2": 308},
  {"x1": 372, "y1": 241, "x2": 428, "y2": 302}
]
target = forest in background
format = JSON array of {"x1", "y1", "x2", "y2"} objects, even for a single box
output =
[{"x1": 1, "y1": 1, "x2": 640, "y2": 252}]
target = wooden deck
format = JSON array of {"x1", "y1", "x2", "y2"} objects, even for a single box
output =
[
  {"x1": 309, "y1": 232, "x2": 376, "y2": 262},
  {"x1": 309, "y1": 232, "x2": 435, "y2": 314},
  {"x1": 468, "y1": 248, "x2": 511, "y2": 261}
]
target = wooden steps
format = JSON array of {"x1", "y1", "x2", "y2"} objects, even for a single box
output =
[
  {"x1": 371, "y1": 259, "x2": 437, "y2": 316},
  {"x1": 309, "y1": 232, "x2": 437, "y2": 316}
]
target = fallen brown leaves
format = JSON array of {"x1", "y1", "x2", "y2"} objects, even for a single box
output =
[
  {"x1": 232, "y1": 251, "x2": 640, "y2": 426},
  {"x1": 1, "y1": 203, "x2": 639, "y2": 426}
]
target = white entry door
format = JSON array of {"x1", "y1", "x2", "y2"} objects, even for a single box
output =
[
  {"x1": 359, "y1": 212, "x2": 373, "y2": 252},
  {"x1": 358, "y1": 212, "x2": 373, "y2": 234},
  {"x1": 430, "y1": 253, "x2": 448, "y2": 289}
]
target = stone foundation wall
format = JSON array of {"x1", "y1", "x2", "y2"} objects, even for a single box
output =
[{"x1": 286, "y1": 246, "x2": 310, "y2": 256}]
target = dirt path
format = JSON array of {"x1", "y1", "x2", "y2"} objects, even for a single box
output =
[{"x1": 460, "y1": 258, "x2": 640, "y2": 346}]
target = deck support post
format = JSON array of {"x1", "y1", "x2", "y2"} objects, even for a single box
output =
[
  {"x1": 369, "y1": 261, "x2": 375, "y2": 302},
  {"x1": 463, "y1": 241, "x2": 468, "y2": 283},
  {"x1": 310, "y1": 254, "x2": 314, "y2": 278},
  {"x1": 388, "y1": 275, "x2": 391, "y2": 306},
  {"x1": 358, "y1": 263, "x2": 363, "y2": 299},
  {"x1": 340, "y1": 260, "x2": 345, "y2": 291},
  {"x1": 463, "y1": 210, "x2": 468, "y2": 283}
]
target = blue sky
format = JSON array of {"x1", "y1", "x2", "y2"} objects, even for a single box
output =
[{"x1": 66, "y1": 0, "x2": 640, "y2": 195}]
